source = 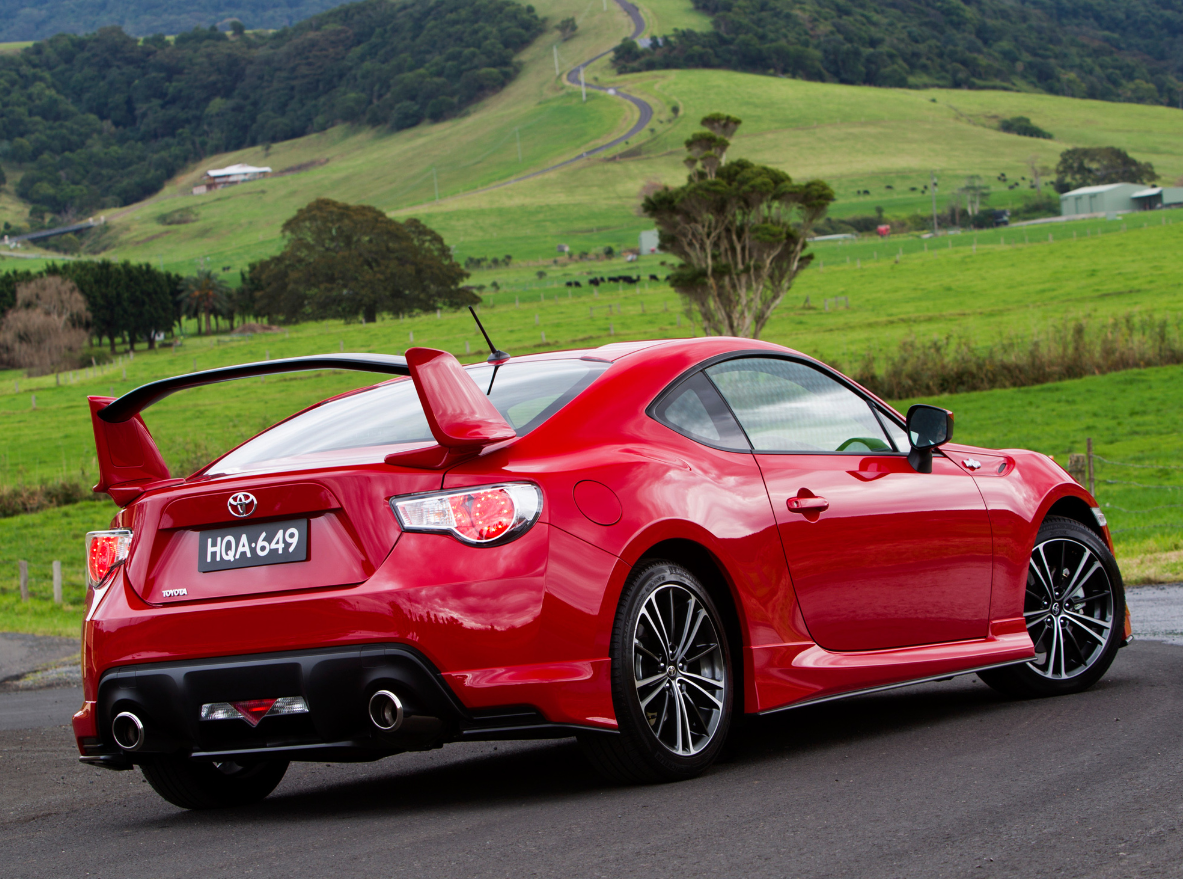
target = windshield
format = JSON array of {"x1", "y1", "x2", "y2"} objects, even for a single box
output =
[{"x1": 208, "y1": 359, "x2": 608, "y2": 476}]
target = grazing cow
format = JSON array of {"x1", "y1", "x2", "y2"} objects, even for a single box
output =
[
  {"x1": 648, "y1": 274, "x2": 659, "y2": 281},
  {"x1": 565, "y1": 281, "x2": 574, "y2": 287},
  {"x1": 573, "y1": 281, "x2": 582, "y2": 287}
]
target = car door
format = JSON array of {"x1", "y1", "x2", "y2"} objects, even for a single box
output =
[{"x1": 704, "y1": 356, "x2": 993, "y2": 652}]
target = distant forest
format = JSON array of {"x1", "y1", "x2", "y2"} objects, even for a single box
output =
[
  {"x1": 0, "y1": 1, "x2": 350, "y2": 42},
  {"x1": 0, "y1": 0, "x2": 543, "y2": 224},
  {"x1": 613, "y1": 0, "x2": 1183, "y2": 106}
]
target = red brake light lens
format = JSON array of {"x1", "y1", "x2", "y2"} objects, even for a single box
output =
[
  {"x1": 85, "y1": 530, "x2": 133, "y2": 589},
  {"x1": 448, "y1": 489, "x2": 515, "y2": 542},
  {"x1": 391, "y1": 484, "x2": 542, "y2": 546}
]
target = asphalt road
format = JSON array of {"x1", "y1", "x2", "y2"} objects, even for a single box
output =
[{"x1": 2, "y1": 632, "x2": 1181, "y2": 877}]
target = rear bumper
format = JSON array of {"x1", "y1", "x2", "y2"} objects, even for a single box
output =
[{"x1": 77, "y1": 643, "x2": 607, "y2": 769}]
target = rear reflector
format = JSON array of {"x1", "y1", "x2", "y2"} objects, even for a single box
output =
[{"x1": 200, "y1": 696, "x2": 309, "y2": 726}]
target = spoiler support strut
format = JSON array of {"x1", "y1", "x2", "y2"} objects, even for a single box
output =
[{"x1": 98, "y1": 354, "x2": 410, "y2": 423}]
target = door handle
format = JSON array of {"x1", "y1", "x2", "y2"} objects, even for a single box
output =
[{"x1": 787, "y1": 496, "x2": 829, "y2": 513}]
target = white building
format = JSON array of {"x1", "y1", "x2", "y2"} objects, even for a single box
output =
[{"x1": 192, "y1": 163, "x2": 272, "y2": 195}]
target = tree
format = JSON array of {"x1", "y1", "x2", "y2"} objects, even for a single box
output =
[
  {"x1": 1054, "y1": 147, "x2": 1157, "y2": 193},
  {"x1": 642, "y1": 113, "x2": 834, "y2": 339},
  {"x1": 179, "y1": 268, "x2": 230, "y2": 335},
  {"x1": 558, "y1": 17, "x2": 578, "y2": 41},
  {"x1": 249, "y1": 198, "x2": 475, "y2": 324},
  {"x1": 0, "y1": 276, "x2": 90, "y2": 375}
]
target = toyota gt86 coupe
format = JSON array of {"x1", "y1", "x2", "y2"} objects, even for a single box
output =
[{"x1": 73, "y1": 337, "x2": 1130, "y2": 809}]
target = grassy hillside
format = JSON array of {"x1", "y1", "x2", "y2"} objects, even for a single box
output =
[{"x1": 15, "y1": 0, "x2": 1174, "y2": 275}]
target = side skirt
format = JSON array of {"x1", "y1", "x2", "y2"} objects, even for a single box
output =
[{"x1": 756, "y1": 658, "x2": 1029, "y2": 716}]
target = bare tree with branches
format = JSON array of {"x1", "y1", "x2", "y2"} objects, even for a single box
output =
[{"x1": 0, "y1": 276, "x2": 90, "y2": 375}]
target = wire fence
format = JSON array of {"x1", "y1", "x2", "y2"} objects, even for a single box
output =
[{"x1": 1072, "y1": 446, "x2": 1183, "y2": 536}]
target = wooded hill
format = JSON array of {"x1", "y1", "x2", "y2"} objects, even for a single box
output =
[
  {"x1": 0, "y1": 0, "x2": 543, "y2": 223},
  {"x1": 613, "y1": 0, "x2": 1183, "y2": 107},
  {"x1": 0, "y1": 1, "x2": 349, "y2": 41}
]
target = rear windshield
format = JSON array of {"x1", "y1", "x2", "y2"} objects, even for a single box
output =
[{"x1": 208, "y1": 359, "x2": 608, "y2": 476}]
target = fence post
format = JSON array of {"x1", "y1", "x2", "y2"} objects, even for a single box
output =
[
  {"x1": 53, "y1": 560, "x2": 62, "y2": 604},
  {"x1": 1086, "y1": 437, "x2": 1095, "y2": 496},
  {"x1": 19, "y1": 560, "x2": 28, "y2": 602}
]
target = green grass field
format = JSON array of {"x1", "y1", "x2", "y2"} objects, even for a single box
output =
[{"x1": 2, "y1": 214, "x2": 1179, "y2": 490}]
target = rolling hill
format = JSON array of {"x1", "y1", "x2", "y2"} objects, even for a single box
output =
[
  {"x1": 2, "y1": 0, "x2": 1182, "y2": 270},
  {"x1": 0, "y1": 1, "x2": 350, "y2": 41}
]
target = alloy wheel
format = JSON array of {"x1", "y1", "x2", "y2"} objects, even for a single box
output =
[
  {"x1": 1024, "y1": 537, "x2": 1115, "y2": 679},
  {"x1": 631, "y1": 583, "x2": 727, "y2": 756}
]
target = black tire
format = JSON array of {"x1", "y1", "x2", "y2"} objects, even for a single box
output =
[
  {"x1": 979, "y1": 516, "x2": 1125, "y2": 699},
  {"x1": 579, "y1": 560, "x2": 733, "y2": 784},
  {"x1": 140, "y1": 758, "x2": 289, "y2": 809}
]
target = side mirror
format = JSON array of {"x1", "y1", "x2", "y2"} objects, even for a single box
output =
[{"x1": 906, "y1": 404, "x2": 954, "y2": 473}]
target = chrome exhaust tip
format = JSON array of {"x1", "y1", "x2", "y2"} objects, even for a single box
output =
[
  {"x1": 112, "y1": 711, "x2": 145, "y2": 752},
  {"x1": 368, "y1": 690, "x2": 404, "y2": 732}
]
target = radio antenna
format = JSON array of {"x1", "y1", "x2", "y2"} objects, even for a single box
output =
[{"x1": 468, "y1": 306, "x2": 509, "y2": 364}]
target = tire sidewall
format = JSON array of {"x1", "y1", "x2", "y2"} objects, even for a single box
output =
[{"x1": 610, "y1": 561, "x2": 734, "y2": 778}]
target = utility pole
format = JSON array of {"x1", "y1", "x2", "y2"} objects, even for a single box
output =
[
  {"x1": 554, "y1": 45, "x2": 560, "y2": 77},
  {"x1": 580, "y1": 66, "x2": 587, "y2": 102},
  {"x1": 432, "y1": 167, "x2": 439, "y2": 202},
  {"x1": 931, "y1": 171, "x2": 939, "y2": 236},
  {"x1": 515, "y1": 128, "x2": 522, "y2": 162}
]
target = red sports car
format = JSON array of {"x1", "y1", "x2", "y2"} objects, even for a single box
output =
[{"x1": 73, "y1": 337, "x2": 1130, "y2": 809}]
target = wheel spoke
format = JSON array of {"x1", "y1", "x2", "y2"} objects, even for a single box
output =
[
  {"x1": 638, "y1": 680, "x2": 667, "y2": 709},
  {"x1": 639, "y1": 606, "x2": 671, "y2": 658},
  {"x1": 1032, "y1": 546, "x2": 1056, "y2": 599},
  {"x1": 635, "y1": 672, "x2": 667, "y2": 690},
  {"x1": 1064, "y1": 615, "x2": 1106, "y2": 647},
  {"x1": 1062, "y1": 557, "x2": 1101, "y2": 602},
  {"x1": 682, "y1": 643, "x2": 720, "y2": 664},
  {"x1": 677, "y1": 689, "x2": 695, "y2": 754},
  {"x1": 681, "y1": 675, "x2": 724, "y2": 708},
  {"x1": 676, "y1": 608, "x2": 707, "y2": 662},
  {"x1": 685, "y1": 688, "x2": 711, "y2": 736},
  {"x1": 653, "y1": 689, "x2": 670, "y2": 739},
  {"x1": 1064, "y1": 610, "x2": 1111, "y2": 634},
  {"x1": 634, "y1": 641, "x2": 663, "y2": 663},
  {"x1": 1045, "y1": 619, "x2": 1060, "y2": 677}
]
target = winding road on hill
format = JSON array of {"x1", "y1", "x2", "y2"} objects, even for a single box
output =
[{"x1": 474, "y1": 0, "x2": 654, "y2": 194}]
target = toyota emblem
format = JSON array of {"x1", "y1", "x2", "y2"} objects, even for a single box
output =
[{"x1": 228, "y1": 492, "x2": 257, "y2": 518}]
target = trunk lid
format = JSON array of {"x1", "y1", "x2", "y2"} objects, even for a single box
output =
[{"x1": 125, "y1": 467, "x2": 442, "y2": 605}]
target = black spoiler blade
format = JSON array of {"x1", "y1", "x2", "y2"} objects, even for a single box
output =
[{"x1": 98, "y1": 353, "x2": 410, "y2": 423}]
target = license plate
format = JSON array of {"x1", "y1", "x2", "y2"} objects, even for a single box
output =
[{"x1": 198, "y1": 519, "x2": 309, "y2": 573}]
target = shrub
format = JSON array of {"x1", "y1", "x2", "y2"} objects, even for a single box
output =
[
  {"x1": 847, "y1": 314, "x2": 1183, "y2": 400},
  {"x1": 999, "y1": 116, "x2": 1053, "y2": 139}
]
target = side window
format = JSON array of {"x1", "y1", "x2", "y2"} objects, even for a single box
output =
[
  {"x1": 875, "y1": 407, "x2": 910, "y2": 452},
  {"x1": 652, "y1": 372, "x2": 750, "y2": 450},
  {"x1": 705, "y1": 358, "x2": 892, "y2": 453}
]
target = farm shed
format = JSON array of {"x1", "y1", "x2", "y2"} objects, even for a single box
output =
[
  {"x1": 1059, "y1": 183, "x2": 1145, "y2": 217},
  {"x1": 1130, "y1": 187, "x2": 1183, "y2": 210},
  {"x1": 192, "y1": 163, "x2": 272, "y2": 195}
]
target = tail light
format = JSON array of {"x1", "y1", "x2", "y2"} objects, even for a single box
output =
[
  {"x1": 86, "y1": 530, "x2": 133, "y2": 590},
  {"x1": 390, "y1": 483, "x2": 542, "y2": 546}
]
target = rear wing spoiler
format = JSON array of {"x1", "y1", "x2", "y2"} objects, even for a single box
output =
[
  {"x1": 97, "y1": 354, "x2": 412, "y2": 423},
  {"x1": 90, "y1": 349, "x2": 515, "y2": 503}
]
